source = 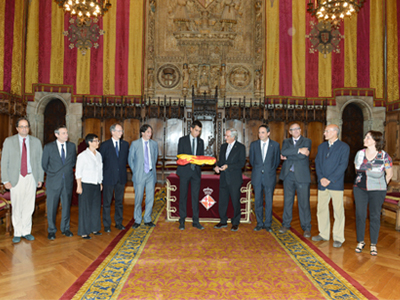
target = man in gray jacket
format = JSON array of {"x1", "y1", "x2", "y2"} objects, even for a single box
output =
[{"x1": 1, "y1": 117, "x2": 44, "y2": 243}]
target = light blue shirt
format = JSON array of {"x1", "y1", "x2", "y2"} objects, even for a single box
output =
[{"x1": 18, "y1": 134, "x2": 32, "y2": 173}]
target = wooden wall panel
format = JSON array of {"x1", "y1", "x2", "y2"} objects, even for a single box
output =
[
  {"x1": 0, "y1": 114, "x2": 9, "y2": 149},
  {"x1": 147, "y1": 118, "x2": 164, "y2": 157},
  {"x1": 307, "y1": 122, "x2": 324, "y2": 161},
  {"x1": 268, "y1": 121, "x2": 285, "y2": 148},
  {"x1": 245, "y1": 120, "x2": 262, "y2": 156},
  {"x1": 123, "y1": 119, "x2": 140, "y2": 145},
  {"x1": 385, "y1": 111, "x2": 399, "y2": 161},
  {"x1": 104, "y1": 118, "x2": 119, "y2": 141},
  {"x1": 165, "y1": 119, "x2": 183, "y2": 158},
  {"x1": 83, "y1": 118, "x2": 101, "y2": 139}
]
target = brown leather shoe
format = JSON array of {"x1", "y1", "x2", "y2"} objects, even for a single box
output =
[
  {"x1": 214, "y1": 223, "x2": 228, "y2": 229},
  {"x1": 231, "y1": 225, "x2": 239, "y2": 231}
]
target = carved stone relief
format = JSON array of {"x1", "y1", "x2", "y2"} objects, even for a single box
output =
[
  {"x1": 157, "y1": 64, "x2": 181, "y2": 89},
  {"x1": 146, "y1": 0, "x2": 264, "y2": 99},
  {"x1": 228, "y1": 66, "x2": 251, "y2": 90}
]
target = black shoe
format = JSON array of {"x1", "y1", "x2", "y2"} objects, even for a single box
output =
[
  {"x1": 192, "y1": 223, "x2": 204, "y2": 230},
  {"x1": 62, "y1": 230, "x2": 73, "y2": 237},
  {"x1": 214, "y1": 223, "x2": 228, "y2": 229},
  {"x1": 231, "y1": 225, "x2": 239, "y2": 231},
  {"x1": 92, "y1": 231, "x2": 102, "y2": 235},
  {"x1": 265, "y1": 227, "x2": 272, "y2": 232},
  {"x1": 254, "y1": 225, "x2": 263, "y2": 231},
  {"x1": 132, "y1": 223, "x2": 141, "y2": 229},
  {"x1": 82, "y1": 235, "x2": 91, "y2": 239},
  {"x1": 179, "y1": 222, "x2": 185, "y2": 230},
  {"x1": 144, "y1": 222, "x2": 156, "y2": 227},
  {"x1": 48, "y1": 233, "x2": 55, "y2": 240},
  {"x1": 104, "y1": 227, "x2": 111, "y2": 233},
  {"x1": 115, "y1": 224, "x2": 126, "y2": 230}
]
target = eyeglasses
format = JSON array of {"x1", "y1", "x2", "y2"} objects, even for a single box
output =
[
  {"x1": 289, "y1": 128, "x2": 300, "y2": 131},
  {"x1": 18, "y1": 126, "x2": 29, "y2": 129}
]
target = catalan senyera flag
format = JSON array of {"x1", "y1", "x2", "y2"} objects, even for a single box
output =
[
  {"x1": 177, "y1": 154, "x2": 217, "y2": 166},
  {"x1": 264, "y1": 0, "x2": 399, "y2": 103},
  {"x1": 23, "y1": 0, "x2": 144, "y2": 96}
]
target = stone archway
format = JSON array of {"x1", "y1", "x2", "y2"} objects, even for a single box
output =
[
  {"x1": 327, "y1": 96, "x2": 386, "y2": 183},
  {"x1": 327, "y1": 96, "x2": 386, "y2": 137},
  {"x1": 26, "y1": 92, "x2": 82, "y2": 146}
]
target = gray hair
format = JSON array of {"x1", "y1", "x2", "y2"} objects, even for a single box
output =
[
  {"x1": 228, "y1": 128, "x2": 238, "y2": 141},
  {"x1": 332, "y1": 124, "x2": 340, "y2": 137},
  {"x1": 110, "y1": 123, "x2": 123, "y2": 133},
  {"x1": 54, "y1": 125, "x2": 67, "y2": 135}
]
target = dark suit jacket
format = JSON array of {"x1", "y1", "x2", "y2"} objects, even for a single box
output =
[
  {"x1": 249, "y1": 139, "x2": 281, "y2": 188},
  {"x1": 217, "y1": 141, "x2": 246, "y2": 187},
  {"x1": 42, "y1": 141, "x2": 76, "y2": 190},
  {"x1": 176, "y1": 135, "x2": 204, "y2": 177},
  {"x1": 99, "y1": 139, "x2": 129, "y2": 186},
  {"x1": 279, "y1": 136, "x2": 311, "y2": 183}
]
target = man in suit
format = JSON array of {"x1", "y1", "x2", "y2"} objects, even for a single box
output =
[
  {"x1": 249, "y1": 124, "x2": 281, "y2": 232},
  {"x1": 279, "y1": 123, "x2": 312, "y2": 237},
  {"x1": 1, "y1": 117, "x2": 44, "y2": 243},
  {"x1": 176, "y1": 120, "x2": 205, "y2": 230},
  {"x1": 42, "y1": 125, "x2": 76, "y2": 240},
  {"x1": 312, "y1": 124, "x2": 350, "y2": 248},
  {"x1": 214, "y1": 128, "x2": 246, "y2": 231},
  {"x1": 99, "y1": 123, "x2": 130, "y2": 232},
  {"x1": 128, "y1": 124, "x2": 158, "y2": 228}
]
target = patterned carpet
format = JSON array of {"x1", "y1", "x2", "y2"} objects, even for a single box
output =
[{"x1": 61, "y1": 190, "x2": 376, "y2": 300}]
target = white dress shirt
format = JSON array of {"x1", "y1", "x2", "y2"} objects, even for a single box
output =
[
  {"x1": 18, "y1": 134, "x2": 32, "y2": 173},
  {"x1": 260, "y1": 139, "x2": 269, "y2": 160},
  {"x1": 75, "y1": 148, "x2": 103, "y2": 184},
  {"x1": 56, "y1": 140, "x2": 67, "y2": 157}
]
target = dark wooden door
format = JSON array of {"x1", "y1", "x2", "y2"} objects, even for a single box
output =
[
  {"x1": 44, "y1": 99, "x2": 66, "y2": 145},
  {"x1": 341, "y1": 103, "x2": 364, "y2": 183}
]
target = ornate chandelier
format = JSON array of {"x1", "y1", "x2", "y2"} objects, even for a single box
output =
[
  {"x1": 55, "y1": 0, "x2": 111, "y2": 24},
  {"x1": 307, "y1": 0, "x2": 365, "y2": 24}
]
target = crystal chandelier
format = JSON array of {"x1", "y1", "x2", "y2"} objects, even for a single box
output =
[
  {"x1": 307, "y1": 0, "x2": 365, "y2": 24},
  {"x1": 55, "y1": 0, "x2": 111, "y2": 24}
]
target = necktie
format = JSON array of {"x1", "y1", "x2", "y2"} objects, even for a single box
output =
[
  {"x1": 144, "y1": 141, "x2": 150, "y2": 173},
  {"x1": 61, "y1": 144, "x2": 66, "y2": 165},
  {"x1": 21, "y1": 138, "x2": 28, "y2": 177},
  {"x1": 262, "y1": 142, "x2": 266, "y2": 162},
  {"x1": 191, "y1": 139, "x2": 195, "y2": 170},
  {"x1": 290, "y1": 139, "x2": 297, "y2": 172},
  {"x1": 226, "y1": 144, "x2": 232, "y2": 159},
  {"x1": 115, "y1": 141, "x2": 119, "y2": 157}
]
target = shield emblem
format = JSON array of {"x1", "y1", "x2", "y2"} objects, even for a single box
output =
[
  {"x1": 196, "y1": 0, "x2": 217, "y2": 8},
  {"x1": 320, "y1": 31, "x2": 330, "y2": 44}
]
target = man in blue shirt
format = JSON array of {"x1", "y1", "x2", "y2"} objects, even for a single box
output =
[{"x1": 312, "y1": 124, "x2": 350, "y2": 248}]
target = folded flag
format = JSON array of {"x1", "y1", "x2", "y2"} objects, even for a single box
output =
[{"x1": 177, "y1": 154, "x2": 216, "y2": 166}]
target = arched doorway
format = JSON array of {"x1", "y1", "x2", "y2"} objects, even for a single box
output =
[
  {"x1": 341, "y1": 103, "x2": 364, "y2": 183},
  {"x1": 44, "y1": 99, "x2": 66, "y2": 145}
]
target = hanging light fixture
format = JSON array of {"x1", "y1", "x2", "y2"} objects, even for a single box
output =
[
  {"x1": 307, "y1": 0, "x2": 365, "y2": 25},
  {"x1": 55, "y1": 0, "x2": 111, "y2": 25}
]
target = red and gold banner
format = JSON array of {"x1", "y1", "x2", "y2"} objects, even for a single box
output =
[
  {"x1": 23, "y1": 0, "x2": 144, "y2": 97},
  {"x1": 264, "y1": 0, "x2": 398, "y2": 104}
]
